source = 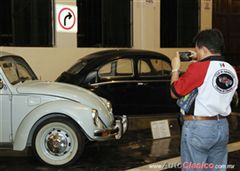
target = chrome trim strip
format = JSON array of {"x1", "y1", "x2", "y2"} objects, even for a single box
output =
[{"x1": 91, "y1": 79, "x2": 170, "y2": 86}]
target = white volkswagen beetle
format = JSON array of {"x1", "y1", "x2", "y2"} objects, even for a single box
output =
[{"x1": 0, "y1": 52, "x2": 127, "y2": 166}]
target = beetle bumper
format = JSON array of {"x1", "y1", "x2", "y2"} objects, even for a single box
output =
[{"x1": 94, "y1": 115, "x2": 127, "y2": 140}]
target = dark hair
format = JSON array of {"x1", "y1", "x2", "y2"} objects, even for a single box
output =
[{"x1": 193, "y1": 29, "x2": 225, "y2": 54}]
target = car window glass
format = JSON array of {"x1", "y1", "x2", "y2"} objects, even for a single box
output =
[
  {"x1": 99, "y1": 63, "x2": 112, "y2": 75},
  {"x1": 0, "y1": 61, "x2": 19, "y2": 84},
  {"x1": 151, "y1": 59, "x2": 171, "y2": 72},
  {"x1": 0, "y1": 56, "x2": 37, "y2": 84},
  {"x1": 138, "y1": 60, "x2": 151, "y2": 74},
  {"x1": 116, "y1": 59, "x2": 133, "y2": 75},
  {"x1": 16, "y1": 63, "x2": 32, "y2": 81},
  {"x1": 99, "y1": 58, "x2": 133, "y2": 78},
  {"x1": 138, "y1": 58, "x2": 171, "y2": 77}
]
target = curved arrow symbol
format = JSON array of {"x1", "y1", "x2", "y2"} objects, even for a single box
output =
[{"x1": 64, "y1": 12, "x2": 72, "y2": 26}]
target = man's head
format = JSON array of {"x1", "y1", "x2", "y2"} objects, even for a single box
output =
[{"x1": 193, "y1": 29, "x2": 225, "y2": 60}]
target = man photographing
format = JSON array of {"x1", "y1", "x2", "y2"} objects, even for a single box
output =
[{"x1": 170, "y1": 29, "x2": 238, "y2": 170}]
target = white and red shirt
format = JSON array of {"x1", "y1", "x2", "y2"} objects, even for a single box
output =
[{"x1": 171, "y1": 56, "x2": 238, "y2": 116}]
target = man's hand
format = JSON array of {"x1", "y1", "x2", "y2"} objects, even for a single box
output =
[
  {"x1": 171, "y1": 52, "x2": 181, "y2": 71},
  {"x1": 188, "y1": 50, "x2": 198, "y2": 63},
  {"x1": 188, "y1": 50, "x2": 197, "y2": 59}
]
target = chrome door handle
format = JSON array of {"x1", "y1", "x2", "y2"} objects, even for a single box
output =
[
  {"x1": 90, "y1": 84, "x2": 99, "y2": 88},
  {"x1": 137, "y1": 82, "x2": 147, "y2": 86}
]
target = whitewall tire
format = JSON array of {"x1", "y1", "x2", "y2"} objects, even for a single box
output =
[{"x1": 32, "y1": 117, "x2": 85, "y2": 166}]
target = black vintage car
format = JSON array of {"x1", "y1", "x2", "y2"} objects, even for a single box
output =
[{"x1": 56, "y1": 49, "x2": 179, "y2": 115}]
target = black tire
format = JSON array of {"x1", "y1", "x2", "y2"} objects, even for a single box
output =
[{"x1": 32, "y1": 117, "x2": 85, "y2": 166}]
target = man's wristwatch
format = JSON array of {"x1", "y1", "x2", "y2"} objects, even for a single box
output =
[{"x1": 171, "y1": 69, "x2": 179, "y2": 73}]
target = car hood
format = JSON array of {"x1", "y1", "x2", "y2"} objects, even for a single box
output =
[{"x1": 16, "y1": 80, "x2": 113, "y2": 124}]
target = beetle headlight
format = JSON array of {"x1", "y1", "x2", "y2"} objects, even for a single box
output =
[
  {"x1": 106, "y1": 101, "x2": 112, "y2": 113},
  {"x1": 92, "y1": 109, "x2": 103, "y2": 128}
]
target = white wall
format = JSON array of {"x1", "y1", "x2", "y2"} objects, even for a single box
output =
[
  {"x1": 0, "y1": 0, "x2": 212, "y2": 81},
  {"x1": 0, "y1": 47, "x2": 106, "y2": 81},
  {"x1": 133, "y1": 0, "x2": 160, "y2": 48}
]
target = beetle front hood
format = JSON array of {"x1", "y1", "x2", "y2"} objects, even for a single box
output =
[
  {"x1": 16, "y1": 80, "x2": 97, "y2": 99},
  {"x1": 16, "y1": 80, "x2": 113, "y2": 124}
]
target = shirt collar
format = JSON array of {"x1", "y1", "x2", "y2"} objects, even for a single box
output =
[{"x1": 199, "y1": 56, "x2": 225, "y2": 62}]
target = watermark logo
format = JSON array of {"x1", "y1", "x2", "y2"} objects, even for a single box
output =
[
  {"x1": 148, "y1": 162, "x2": 235, "y2": 170},
  {"x1": 149, "y1": 162, "x2": 181, "y2": 169},
  {"x1": 183, "y1": 162, "x2": 235, "y2": 170}
]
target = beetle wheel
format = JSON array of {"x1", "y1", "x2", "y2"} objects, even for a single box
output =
[{"x1": 32, "y1": 117, "x2": 85, "y2": 166}]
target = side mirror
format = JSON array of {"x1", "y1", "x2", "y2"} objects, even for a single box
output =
[{"x1": 0, "y1": 79, "x2": 4, "y2": 89}]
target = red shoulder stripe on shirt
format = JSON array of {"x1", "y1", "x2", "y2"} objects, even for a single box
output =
[{"x1": 173, "y1": 61, "x2": 210, "y2": 97}]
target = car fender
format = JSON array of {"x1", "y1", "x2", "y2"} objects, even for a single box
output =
[{"x1": 13, "y1": 100, "x2": 96, "y2": 151}]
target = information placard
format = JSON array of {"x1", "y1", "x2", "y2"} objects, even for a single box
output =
[{"x1": 151, "y1": 120, "x2": 171, "y2": 139}]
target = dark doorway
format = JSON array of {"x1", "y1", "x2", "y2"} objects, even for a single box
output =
[
  {"x1": 0, "y1": 0, "x2": 53, "y2": 47},
  {"x1": 213, "y1": 0, "x2": 240, "y2": 65},
  {"x1": 77, "y1": 0, "x2": 132, "y2": 47},
  {"x1": 160, "y1": 0, "x2": 199, "y2": 47}
]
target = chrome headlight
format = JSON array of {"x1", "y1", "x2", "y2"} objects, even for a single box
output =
[
  {"x1": 92, "y1": 109, "x2": 103, "y2": 129},
  {"x1": 106, "y1": 101, "x2": 112, "y2": 113}
]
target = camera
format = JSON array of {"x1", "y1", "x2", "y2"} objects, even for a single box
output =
[{"x1": 179, "y1": 52, "x2": 192, "y2": 61}]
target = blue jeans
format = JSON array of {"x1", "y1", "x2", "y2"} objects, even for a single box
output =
[{"x1": 181, "y1": 118, "x2": 229, "y2": 171}]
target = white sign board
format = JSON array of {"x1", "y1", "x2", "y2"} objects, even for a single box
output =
[
  {"x1": 55, "y1": 4, "x2": 78, "y2": 33},
  {"x1": 151, "y1": 120, "x2": 171, "y2": 139}
]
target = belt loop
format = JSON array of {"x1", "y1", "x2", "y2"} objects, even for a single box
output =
[
  {"x1": 193, "y1": 115, "x2": 196, "y2": 120},
  {"x1": 217, "y1": 114, "x2": 219, "y2": 120}
]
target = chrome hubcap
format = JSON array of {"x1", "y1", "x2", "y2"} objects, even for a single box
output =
[{"x1": 45, "y1": 129, "x2": 71, "y2": 156}]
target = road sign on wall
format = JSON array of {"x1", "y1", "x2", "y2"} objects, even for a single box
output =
[{"x1": 55, "y1": 4, "x2": 78, "y2": 33}]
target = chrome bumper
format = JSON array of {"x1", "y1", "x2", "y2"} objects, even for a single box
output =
[{"x1": 94, "y1": 115, "x2": 128, "y2": 140}]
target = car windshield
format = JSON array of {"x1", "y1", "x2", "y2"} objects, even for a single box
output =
[
  {"x1": 0, "y1": 56, "x2": 37, "y2": 85},
  {"x1": 67, "y1": 60, "x2": 87, "y2": 75}
]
